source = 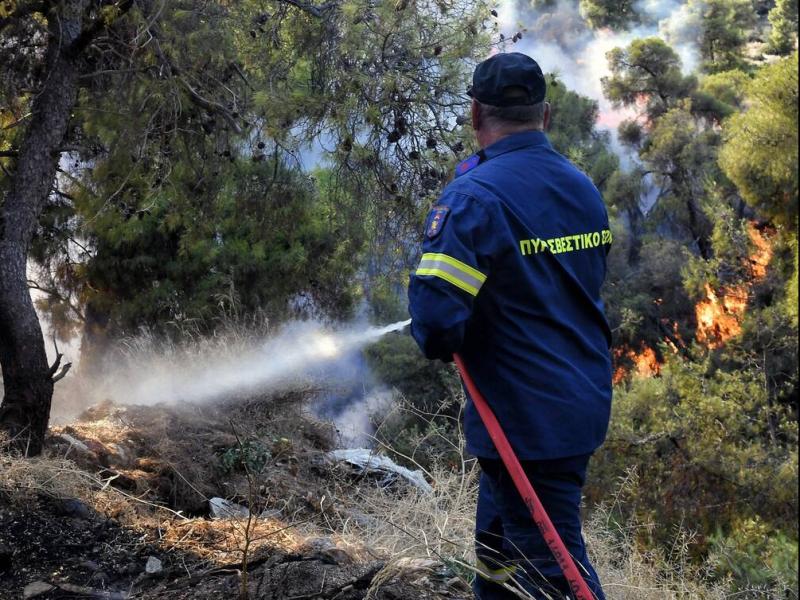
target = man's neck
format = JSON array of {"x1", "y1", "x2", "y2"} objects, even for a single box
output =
[{"x1": 477, "y1": 126, "x2": 542, "y2": 150}]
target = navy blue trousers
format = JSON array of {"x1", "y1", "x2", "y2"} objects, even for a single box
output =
[{"x1": 473, "y1": 455, "x2": 605, "y2": 600}]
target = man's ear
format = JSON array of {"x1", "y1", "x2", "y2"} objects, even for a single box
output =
[
  {"x1": 471, "y1": 99, "x2": 481, "y2": 132},
  {"x1": 542, "y1": 101, "x2": 552, "y2": 130}
]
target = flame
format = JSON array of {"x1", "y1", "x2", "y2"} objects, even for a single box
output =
[
  {"x1": 747, "y1": 222, "x2": 773, "y2": 280},
  {"x1": 612, "y1": 343, "x2": 660, "y2": 384},
  {"x1": 663, "y1": 322, "x2": 685, "y2": 354},
  {"x1": 612, "y1": 346, "x2": 627, "y2": 384},
  {"x1": 631, "y1": 345, "x2": 660, "y2": 378},
  {"x1": 615, "y1": 223, "x2": 773, "y2": 376},
  {"x1": 695, "y1": 283, "x2": 747, "y2": 348},
  {"x1": 693, "y1": 223, "x2": 773, "y2": 348}
]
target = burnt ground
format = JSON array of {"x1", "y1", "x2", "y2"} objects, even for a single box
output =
[{"x1": 0, "y1": 397, "x2": 473, "y2": 600}]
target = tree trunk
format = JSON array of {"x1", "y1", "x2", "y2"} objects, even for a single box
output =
[{"x1": 0, "y1": 1, "x2": 88, "y2": 456}]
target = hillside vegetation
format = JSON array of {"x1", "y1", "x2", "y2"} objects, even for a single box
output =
[{"x1": 1, "y1": 0, "x2": 798, "y2": 598}]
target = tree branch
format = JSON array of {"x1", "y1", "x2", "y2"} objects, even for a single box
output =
[
  {"x1": 66, "y1": 0, "x2": 136, "y2": 58},
  {"x1": 277, "y1": 0, "x2": 338, "y2": 17},
  {"x1": 178, "y1": 76, "x2": 243, "y2": 134},
  {"x1": 52, "y1": 361, "x2": 73, "y2": 383}
]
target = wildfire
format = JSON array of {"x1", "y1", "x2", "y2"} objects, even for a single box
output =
[
  {"x1": 694, "y1": 222, "x2": 773, "y2": 349},
  {"x1": 695, "y1": 283, "x2": 748, "y2": 348},
  {"x1": 612, "y1": 343, "x2": 660, "y2": 384},
  {"x1": 747, "y1": 222, "x2": 773, "y2": 280},
  {"x1": 613, "y1": 222, "x2": 773, "y2": 380}
]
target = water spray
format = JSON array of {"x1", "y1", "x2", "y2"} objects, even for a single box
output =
[{"x1": 91, "y1": 319, "x2": 412, "y2": 407}]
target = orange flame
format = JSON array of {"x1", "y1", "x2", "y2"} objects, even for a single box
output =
[
  {"x1": 632, "y1": 345, "x2": 660, "y2": 378},
  {"x1": 695, "y1": 283, "x2": 748, "y2": 348},
  {"x1": 747, "y1": 222, "x2": 773, "y2": 280},
  {"x1": 612, "y1": 344, "x2": 660, "y2": 384},
  {"x1": 694, "y1": 222, "x2": 773, "y2": 348}
]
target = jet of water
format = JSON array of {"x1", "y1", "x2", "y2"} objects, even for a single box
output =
[{"x1": 91, "y1": 319, "x2": 413, "y2": 406}]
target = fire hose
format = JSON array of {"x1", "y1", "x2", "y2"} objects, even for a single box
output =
[{"x1": 453, "y1": 353, "x2": 595, "y2": 600}]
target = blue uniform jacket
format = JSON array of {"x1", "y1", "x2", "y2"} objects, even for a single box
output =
[{"x1": 408, "y1": 130, "x2": 613, "y2": 460}]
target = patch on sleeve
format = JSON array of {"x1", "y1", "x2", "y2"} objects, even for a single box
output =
[
  {"x1": 454, "y1": 154, "x2": 481, "y2": 177},
  {"x1": 453, "y1": 150, "x2": 486, "y2": 178},
  {"x1": 426, "y1": 205, "x2": 450, "y2": 239}
]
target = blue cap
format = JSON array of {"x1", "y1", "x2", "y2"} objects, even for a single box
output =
[{"x1": 467, "y1": 52, "x2": 546, "y2": 106}]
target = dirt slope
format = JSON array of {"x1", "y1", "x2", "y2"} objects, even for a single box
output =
[{"x1": 0, "y1": 395, "x2": 472, "y2": 599}]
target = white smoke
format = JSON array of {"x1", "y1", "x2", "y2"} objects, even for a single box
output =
[
  {"x1": 53, "y1": 319, "x2": 410, "y2": 412},
  {"x1": 318, "y1": 387, "x2": 396, "y2": 448},
  {"x1": 495, "y1": 0, "x2": 699, "y2": 145}
]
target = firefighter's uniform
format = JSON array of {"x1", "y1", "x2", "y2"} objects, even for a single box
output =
[{"x1": 408, "y1": 129, "x2": 612, "y2": 599}]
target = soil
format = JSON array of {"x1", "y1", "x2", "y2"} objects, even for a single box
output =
[{"x1": 0, "y1": 396, "x2": 473, "y2": 600}]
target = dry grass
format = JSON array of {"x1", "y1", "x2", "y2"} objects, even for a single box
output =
[
  {"x1": 320, "y1": 413, "x2": 784, "y2": 600},
  {"x1": 332, "y1": 460, "x2": 479, "y2": 563},
  {"x1": 158, "y1": 515, "x2": 310, "y2": 563},
  {"x1": 0, "y1": 448, "x2": 90, "y2": 505}
]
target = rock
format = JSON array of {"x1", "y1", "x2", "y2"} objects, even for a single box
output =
[
  {"x1": 260, "y1": 508, "x2": 282, "y2": 519},
  {"x1": 23, "y1": 581, "x2": 55, "y2": 598},
  {"x1": 303, "y1": 537, "x2": 336, "y2": 553},
  {"x1": 326, "y1": 448, "x2": 432, "y2": 493},
  {"x1": 209, "y1": 497, "x2": 250, "y2": 519},
  {"x1": 58, "y1": 433, "x2": 90, "y2": 453},
  {"x1": 145, "y1": 556, "x2": 162, "y2": 574},
  {"x1": 319, "y1": 547, "x2": 353, "y2": 565},
  {"x1": 58, "y1": 498, "x2": 93, "y2": 520}
]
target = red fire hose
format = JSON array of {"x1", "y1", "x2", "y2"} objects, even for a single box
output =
[{"x1": 453, "y1": 353, "x2": 595, "y2": 600}]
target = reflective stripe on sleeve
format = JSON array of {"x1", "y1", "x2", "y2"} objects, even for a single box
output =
[{"x1": 415, "y1": 252, "x2": 487, "y2": 296}]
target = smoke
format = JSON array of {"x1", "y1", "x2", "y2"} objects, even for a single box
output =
[
  {"x1": 495, "y1": 0, "x2": 699, "y2": 157},
  {"x1": 313, "y1": 387, "x2": 396, "y2": 448},
  {"x1": 50, "y1": 319, "x2": 410, "y2": 428}
]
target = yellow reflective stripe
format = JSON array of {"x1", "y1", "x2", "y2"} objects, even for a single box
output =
[
  {"x1": 416, "y1": 267, "x2": 480, "y2": 296},
  {"x1": 416, "y1": 253, "x2": 487, "y2": 297},
  {"x1": 476, "y1": 558, "x2": 517, "y2": 583},
  {"x1": 421, "y1": 253, "x2": 487, "y2": 283}
]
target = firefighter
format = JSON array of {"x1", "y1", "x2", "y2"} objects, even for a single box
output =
[{"x1": 408, "y1": 52, "x2": 611, "y2": 599}]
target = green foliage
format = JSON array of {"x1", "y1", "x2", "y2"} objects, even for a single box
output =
[
  {"x1": 545, "y1": 75, "x2": 619, "y2": 189},
  {"x1": 695, "y1": 0, "x2": 754, "y2": 73},
  {"x1": 693, "y1": 69, "x2": 751, "y2": 121},
  {"x1": 219, "y1": 438, "x2": 271, "y2": 474},
  {"x1": 364, "y1": 333, "x2": 458, "y2": 414},
  {"x1": 364, "y1": 332, "x2": 464, "y2": 468},
  {"x1": 590, "y1": 354, "x2": 798, "y2": 551},
  {"x1": 604, "y1": 235, "x2": 695, "y2": 348},
  {"x1": 579, "y1": 0, "x2": 639, "y2": 30},
  {"x1": 639, "y1": 103, "x2": 719, "y2": 255},
  {"x1": 368, "y1": 275, "x2": 411, "y2": 324},
  {"x1": 681, "y1": 193, "x2": 752, "y2": 297},
  {"x1": 719, "y1": 53, "x2": 799, "y2": 227},
  {"x1": 602, "y1": 38, "x2": 696, "y2": 121},
  {"x1": 699, "y1": 70, "x2": 750, "y2": 109},
  {"x1": 709, "y1": 518, "x2": 799, "y2": 593},
  {"x1": 617, "y1": 119, "x2": 645, "y2": 148},
  {"x1": 787, "y1": 236, "x2": 799, "y2": 326},
  {"x1": 768, "y1": 0, "x2": 799, "y2": 55},
  {"x1": 69, "y1": 156, "x2": 360, "y2": 331},
  {"x1": 21, "y1": 0, "x2": 491, "y2": 345}
]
